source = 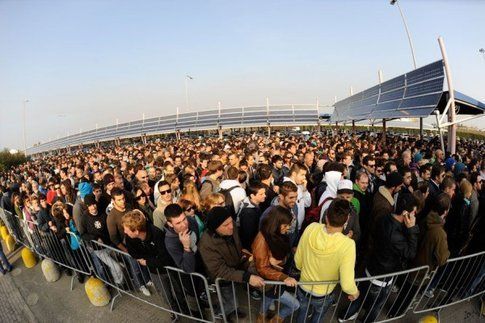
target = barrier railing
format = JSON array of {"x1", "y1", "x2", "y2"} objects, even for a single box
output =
[
  {"x1": 413, "y1": 250, "x2": 485, "y2": 314},
  {"x1": 216, "y1": 265, "x2": 430, "y2": 323},
  {"x1": 1, "y1": 207, "x2": 484, "y2": 322}
]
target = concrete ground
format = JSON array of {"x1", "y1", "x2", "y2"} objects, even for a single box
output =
[{"x1": 1, "y1": 244, "x2": 484, "y2": 323}]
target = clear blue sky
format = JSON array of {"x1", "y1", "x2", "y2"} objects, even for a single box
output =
[{"x1": 1, "y1": 0, "x2": 484, "y2": 150}]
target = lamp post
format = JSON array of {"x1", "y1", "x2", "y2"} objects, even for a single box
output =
[
  {"x1": 390, "y1": 0, "x2": 422, "y2": 138},
  {"x1": 480, "y1": 48, "x2": 485, "y2": 61},
  {"x1": 185, "y1": 75, "x2": 194, "y2": 110},
  {"x1": 22, "y1": 99, "x2": 29, "y2": 155}
]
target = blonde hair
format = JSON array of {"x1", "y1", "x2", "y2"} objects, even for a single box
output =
[
  {"x1": 122, "y1": 209, "x2": 147, "y2": 232},
  {"x1": 182, "y1": 180, "x2": 202, "y2": 209},
  {"x1": 460, "y1": 179, "x2": 473, "y2": 199},
  {"x1": 202, "y1": 193, "x2": 224, "y2": 212}
]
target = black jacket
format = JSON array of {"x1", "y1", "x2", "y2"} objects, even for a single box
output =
[
  {"x1": 125, "y1": 222, "x2": 175, "y2": 273},
  {"x1": 238, "y1": 199, "x2": 262, "y2": 251},
  {"x1": 367, "y1": 213, "x2": 419, "y2": 276},
  {"x1": 445, "y1": 195, "x2": 472, "y2": 256},
  {"x1": 79, "y1": 211, "x2": 111, "y2": 245},
  {"x1": 37, "y1": 207, "x2": 53, "y2": 233}
]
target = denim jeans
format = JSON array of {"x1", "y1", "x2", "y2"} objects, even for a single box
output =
[
  {"x1": 261, "y1": 290, "x2": 300, "y2": 319},
  {"x1": 297, "y1": 287, "x2": 335, "y2": 323},
  {"x1": 0, "y1": 243, "x2": 12, "y2": 273},
  {"x1": 92, "y1": 248, "x2": 124, "y2": 285},
  {"x1": 340, "y1": 281, "x2": 392, "y2": 323}
]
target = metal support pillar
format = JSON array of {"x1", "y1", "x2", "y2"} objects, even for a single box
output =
[{"x1": 438, "y1": 36, "x2": 456, "y2": 154}]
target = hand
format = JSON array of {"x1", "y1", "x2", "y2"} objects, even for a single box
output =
[
  {"x1": 301, "y1": 179, "x2": 308, "y2": 190},
  {"x1": 346, "y1": 230, "x2": 354, "y2": 238},
  {"x1": 284, "y1": 277, "x2": 297, "y2": 287},
  {"x1": 403, "y1": 212, "x2": 416, "y2": 228},
  {"x1": 348, "y1": 290, "x2": 360, "y2": 301},
  {"x1": 137, "y1": 259, "x2": 147, "y2": 266},
  {"x1": 273, "y1": 185, "x2": 280, "y2": 194},
  {"x1": 66, "y1": 227, "x2": 71, "y2": 233},
  {"x1": 179, "y1": 229, "x2": 191, "y2": 251},
  {"x1": 249, "y1": 275, "x2": 265, "y2": 288}
]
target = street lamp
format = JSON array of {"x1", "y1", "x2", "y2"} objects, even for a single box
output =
[
  {"x1": 185, "y1": 74, "x2": 194, "y2": 110},
  {"x1": 480, "y1": 48, "x2": 485, "y2": 60},
  {"x1": 390, "y1": 0, "x2": 417, "y2": 69},
  {"x1": 23, "y1": 99, "x2": 30, "y2": 154}
]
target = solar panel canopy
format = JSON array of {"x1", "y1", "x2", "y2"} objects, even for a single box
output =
[{"x1": 331, "y1": 60, "x2": 445, "y2": 122}]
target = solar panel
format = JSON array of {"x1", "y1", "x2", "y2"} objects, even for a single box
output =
[{"x1": 331, "y1": 60, "x2": 445, "y2": 122}]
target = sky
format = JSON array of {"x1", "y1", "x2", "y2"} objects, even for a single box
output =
[{"x1": 1, "y1": 0, "x2": 484, "y2": 150}]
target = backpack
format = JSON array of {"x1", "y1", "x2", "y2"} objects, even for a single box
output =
[
  {"x1": 312, "y1": 181, "x2": 327, "y2": 207},
  {"x1": 301, "y1": 196, "x2": 335, "y2": 233},
  {"x1": 219, "y1": 185, "x2": 240, "y2": 218}
]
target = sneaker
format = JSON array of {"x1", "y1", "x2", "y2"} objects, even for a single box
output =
[
  {"x1": 338, "y1": 312, "x2": 358, "y2": 322},
  {"x1": 139, "y1": 285, "x2": 151, "y2": 296},
  {"x1": 146, "y1": 281, "x2": 154, "y2": 287},
  {"x1": 250, "y1": 290, "x2": 262, "y2": 301},
  {"x1": 424, "y1": 289, "x2": 434, "y2": 298}
]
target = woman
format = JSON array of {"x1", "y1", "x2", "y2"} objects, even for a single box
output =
[
  {"x1": 60, "y1": 179, "x2": 76, "y2": 206},
  {"x1": 252, "y1": 206, "x2": 300, "y2": 323},
  {"x1": 165, "y1": 174, "x2": 181, "y2": 203},
  {"x1": 202, "y1": 193, "x2": 225, "y2": 213},
  {"x1": 178, "y1": 198, "x2": 205, "y2": 237},
  {"x1": 181, "y1": 180, "x2": 202, "y2": 210},
  {"x1": 134, "y1": 187, "x2": 154, "y2": 223}
]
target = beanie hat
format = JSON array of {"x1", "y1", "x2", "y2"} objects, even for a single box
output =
[
  {"x1": 206, "y1": 207, "x2": 232, "y2": 233},
  {"x1": 78, "y1": 182, "x2": 93, "y2": 200},
  {"x1": 413, "y1": 152, "x2": 423, "y2": 163},
  {"x1": 337, "y1": 179, "x2": 354, "y2": 194},
  {"x1": 386, "y1": 172, "x2": 403, "y2": 188},
  {"x1": 83, "y1": 193, "x2": 97, "y2": 207},
  {"x1": 454, "y1": 162, "x2": 467, "y2": 177},
  {"x1": 103, "y1": 174, "x2": 115, "y2": 186},
  {"x1": 445, "y1": 157, "x2": 456, "y2": 172}
]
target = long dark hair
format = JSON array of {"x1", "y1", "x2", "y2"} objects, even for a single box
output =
[{"x1": 260, "y1": 206, "x2": 292, "y2": 260}]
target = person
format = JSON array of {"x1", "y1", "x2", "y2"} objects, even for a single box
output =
[
  {"x1": 0, "y1": 242, "x2": 13, "y2": 275},
  {"x1": 339, "y1": 193, "x2": 419, "y2": 323},
  {"x1": 122, "y1": 210, "x2": 186, "y2": 319},
  {"x1": 106, "y1": 188, "x2": 151, "y2": 296},
  {"x1": 134, "y1": 186, "x2": 154, "y2": 223},
  {"x1": 199, "y1": 160, "x2": 224, "y2": 200},
  {"x1": 369, "y1": 172, "x2": 403, "y2": 232},
  {"x1": 252, "y1": 206, "x2": 300, "y2": 323},
  {"x1": 271, "y1": 155, "x2": 285, "y2": 185},
  {"x1": 152, "y1": 181, "x2": 172, "y2": 229},
  {"x1": 238, "y1": 181, "x2": 266, "y2": 251},
  {"x1": 445, "y1": 179, "x2": 472, "y2": 256},
  {"x1": 178, "y1": 198, "x2": 205, "y2": 236},
  {"x1": 295, "y1": 199, "x2": 359, "y2": 323},
  {"x1": 257, "y1": 164, "x2": 277, "y2": 214},
  {"x1": 199, "y1": 207, "x2": 265, "y2": 319},
  {"x1": 79, "y1": 194, "x2": 124, "y2": 287},
  {"x1": 283, "y1": 163, "x2": 311, "y2": 232},
  {"x1": 428, "y1": 165, "x2": 445, "y2": 199},
  {"x1": 334, "y1": 179, "x2": 360, "y2": 243},
  {"x1": 219, "y1": 166, "x2": 247, "y2": 217},
  {"x1": 317, "y1": 168, "x2": 342, "y2": 223}
]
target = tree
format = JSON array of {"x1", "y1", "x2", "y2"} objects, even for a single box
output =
[{"x1": 0, "y1": 149, "x2": 27, "y2": 172}]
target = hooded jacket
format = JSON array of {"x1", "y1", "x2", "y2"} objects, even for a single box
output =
[
  {"x1": 413, "y1": 211, "x2": 449, "y2": 270},
  {"x1": 238, "y1": 197, "x2": 262, "y2": 251},
  {"x1": 294, "y1": 222, "x2": 358, "y2": 297},
  {"x1": 371, "y1": 185, "x2": 395, "y2": 226},
  {"x1": 219, "y1": 179, "x2": 247, "y2": 213},
  {"x1": 283, "y1": 177, "x2": 311, "y2": 231},
  {"x1": 318, "y1": 171, "x2": 342, "y2": 222},
  {"x1": 164, "y1": 216, "x2": 201, "y2": 273}
]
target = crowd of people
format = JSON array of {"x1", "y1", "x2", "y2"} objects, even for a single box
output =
[{"x1": 0, "y1": 130, "x2": 484, "y2": 322}]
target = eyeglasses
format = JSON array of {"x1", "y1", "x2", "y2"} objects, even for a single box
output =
[{"x1": 160, "y1": 189, "x2": 172, "y2": 195}]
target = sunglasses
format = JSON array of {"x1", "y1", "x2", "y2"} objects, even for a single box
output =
[
  {"x1": 185, "y1": 206, "x2": 194, "y2": 212},
  {"x1": 136, "y1": 194, "x2": 146, "y2": 200},
  {"x1": 55, "y1": 186, "x2": 61, "y2": 189},
  {"x1": 160, "y1": 189, "x2": 172, "y2": 195}
]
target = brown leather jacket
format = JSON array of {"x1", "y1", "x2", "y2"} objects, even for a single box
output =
[{"x1": 252, "y1": 232, "x2": 288, "y2": 282}]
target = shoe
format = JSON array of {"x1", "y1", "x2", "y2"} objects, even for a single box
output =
[
  {"x1": 338, "y1": 312, "x2": 358, "y2": 322},
  {"x1": 139, "y1": 285, "x2": 151, "y2": 296},
  {"x1": 250, "y1": 289, "x2": 262, "y2": 301},
  {"x1": 424, "y1": 289, "x2": 435, "y2": 298},
  {"x1": 146, "y1": 280, "x2": 154, "y2": 287}
]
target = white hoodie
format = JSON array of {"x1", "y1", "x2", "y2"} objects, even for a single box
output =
[
  {"x1": 318, "y1": 171, "x2": 343, "y2": 222},
  {"x1": 219, "y1": 179, "x2": 247, "y2": 212},
  {"x1": 283, "y1": 176, "x2": 312, "y2": 231}
]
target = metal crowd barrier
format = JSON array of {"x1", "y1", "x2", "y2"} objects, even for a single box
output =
[
  {"x1": 215, "y1": 265, "x2": 430, "y2": 323},
  {"x1": 0, "y1": 208, "x2": 27, "y2": 248},
  {"x1": 413, "y1": 251, "x2": 485, "y2": 315},
  {"x1": 85, "y1": 239, "x2": 216, "y2": 322}
]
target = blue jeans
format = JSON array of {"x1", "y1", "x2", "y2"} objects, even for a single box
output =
[
  {"x1": 297, "y1": 287, "x2": 335, "y2": 323},
  {"x1": 0, "y1": 243, "x2": 12, "y2": 273},
  {"x1": 261, "y1": 290, "x2": 300, "y2": 319},
  {"x1": 340, "y1": 281, "x2": 391, "y2": 323}
]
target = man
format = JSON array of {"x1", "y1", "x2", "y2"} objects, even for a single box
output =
[
  {"x1": 283, "y1": 163, "x2": 311, "y2": 232},
  {"x1": 429, "y1": 165, "x2": 445, "y2": 199},
  {"x1": 219, "y1": 166, "x2": 247, "y2": 217},
  {"x1": 122, "y1": 210, "x2": 185, "y2": 316},
  {"x1": 339, "y1": 193, "x2": 419, "y2": 323},
  {"x1": 163, "y1": 203, "x2": 201, "y2": 273},
  {"x1": 361, "y1": 155, "x2": 377, "y2": 195},
  {"x1": 318, "y1": 168, "x2": 342, "y2": 223},
  {"x1": 398, "y1": 166, "x2": 414, "y2": 195},
  {"x1": 106, "y1": 188, "x2": 151, "y2": 296},
  {"x1": 199, "y1": 207, "x2": 265, "y2": 319},
  {"x1": 257, "y1": 164, "x2": 277, "y2": 214},
  {"x1": 271, "y1": 155, "x2": 285, "y2": 186},
  {"x1": 79, "y1": 194, "x2": 124, "y2": 287},
  {"x1": 441, "y1": 176, "x2": 456, "y2": 200},
  {"x1": 152, "y1": 180, "x2": 172, "y2": 229},
  {"x1": 335, "y1": 180, "x2": 360, "y2": 243},
  {"x1": 237, "y1": 181, "x2": 266, "y2": 251},
  {"x1": 351, "y1": 170, "x2": 369, "y2": 226},
  {"x1": 418, "y1": 164, "x2": 432, "y2": 184},
  {"x1": 296, "y1": 199, "x2": 359, "y2": 323},
  {"x1": 370, "y1": 172, "x2": 403, "y2": 228},
  {"x1": 199, "y1": 160, "x2": 224, "y2": 200}
]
